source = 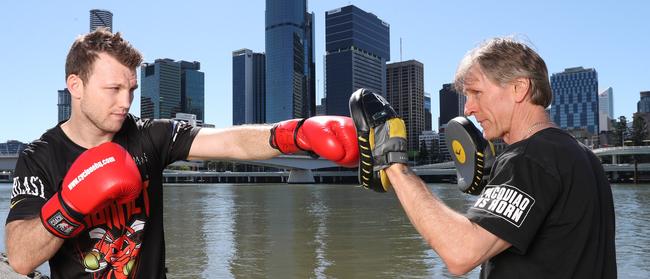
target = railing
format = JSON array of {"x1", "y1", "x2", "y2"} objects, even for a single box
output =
[{"x1": 593, "y1": 146, "x2": 650, "y2": 156}]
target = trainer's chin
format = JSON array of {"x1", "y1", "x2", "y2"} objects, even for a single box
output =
[{"x1": 482, "y1": 130, "x2": 496, "y2": 141}]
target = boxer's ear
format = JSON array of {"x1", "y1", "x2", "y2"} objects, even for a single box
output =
[{"x1": 67, "y1": 74, "x2": 83, "y2": 99}]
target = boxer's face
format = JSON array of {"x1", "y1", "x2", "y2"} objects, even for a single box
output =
[
  {"x1": 462, "y1": 65, "x2": 514, "y2": 141},
  {"x1": 79, "y1": 53, "x2": 137, "y2": 134}
]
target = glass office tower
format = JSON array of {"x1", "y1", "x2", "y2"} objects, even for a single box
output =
[
  {"x1": 550, "y1": 67, "x2": 599, "y2": 135},
  {"x1": 324, "y1": 5, "x2": 390, "y2": 116},
  {"x1": 141, "y1": 59, "x2": 205, "y2": 120},
  {"x1": 265, "y1": 0, "x2": 315, "y2": 122},
  {"x1": 90, "y1": 9, "x2": 112, "y2": 31},
  {"x1": 180, "y1": 61, "x2": 205, "y2": 122},
  {"x1": 386, "y1": 60, "x2": 424, "y2": 152},
  {"x1": 233, "y1": 49, "x2": 266, "y2": 125}
]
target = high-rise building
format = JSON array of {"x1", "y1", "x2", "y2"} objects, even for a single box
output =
[
  {"x1": 141, "y1": 59, "x2": 204, "y2": 120},
  {"x1": 438, "y1": 83, "x2": 466, "y2": 162},
  {"x1": 316, "y1": 97, "x2": 326, "y2": 116},
  {"x1": 58, "y1": 9, "x2": 114, "y2": 121},
  {"x1": 180, "y1": 61, "x2": 205, "y2": 121},
  {"x1": 232, "y1": 49, "x2": 266, "y2": 125},
  {"x1": 265, "y1": 0, "x2": 315, "y2": 122},
  {"x1": 57, "y1": 89, "x2": 71, "y2": 122},
  {"x1": 324, "y1": 5, "x2": 390, "y2": 116},
  {"x1": 550, "y1": 67, "x2": 599, "y2": 135},
  {"x1": 599, "y1": 87, "x2": 614, "y2": 118},
  {"x1": 438, "y1": 83, "x2": 466, "y2": 129},
  {"x1": 598, "y1": 87, "x2": 614, "y2": 132},
  {"x1": 638, "y1": 91, "x2": 650, "y2": 113},
  {"x1": 141, "y1": 59, "x2": 181, "y2": 119},
  {"x1": 424, "y1": 92, "x2": 432, "y2": 131},
  {"x1": 89, "y1": 9, "x2": 113, "y2": 31},
  {"x1": 386, "y1": 60, "x2": 424, "y2": 152},
  {"x1": 418, "y1": 130, "x2": 440, "y2": 164}
]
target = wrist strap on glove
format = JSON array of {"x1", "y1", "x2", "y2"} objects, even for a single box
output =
[
  {"x1": 40, "y1": 191, "x2": 86, "y2": 238},
  {"x1": 269, "y1": 118, "x2": 318, "y2": 158}
]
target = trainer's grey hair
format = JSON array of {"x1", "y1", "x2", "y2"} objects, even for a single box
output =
[{"x1": 453, "y1": 37, "x2": 552, "y2": 108}]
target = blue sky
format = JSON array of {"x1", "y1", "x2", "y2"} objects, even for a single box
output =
[{"x1": 1, "y1": 0, "x2": 648, "y2": 143}]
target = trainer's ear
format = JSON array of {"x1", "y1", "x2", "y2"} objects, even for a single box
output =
[
  {"x1": 66, "y1": 74, "x2": 83, "y2": 100},
  {"x1": 512, "y1": 77, "x2": 530, "y2": 103}
]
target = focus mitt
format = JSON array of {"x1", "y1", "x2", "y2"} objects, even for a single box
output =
[
  {"x1": 349, "y1": 88, "x2": 408, "y2": 192},
  {"x1": 444, "y1": 117, "x2": 495, "y2": 195}
]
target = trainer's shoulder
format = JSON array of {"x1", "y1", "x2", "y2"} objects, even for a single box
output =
[
  {"x1": 525, "y1": 128, "x2": 584, "y2": 157},
  {"x1": 527, "y1": 128, "x2": 590, "y2": 169},
  {"x1": 501, "y1": 128, "x2": 581, "y2": 179}
]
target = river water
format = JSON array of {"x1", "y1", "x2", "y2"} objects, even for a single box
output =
[{"x1": 0, "y1": 183, "x2": 648, "y2": 278}]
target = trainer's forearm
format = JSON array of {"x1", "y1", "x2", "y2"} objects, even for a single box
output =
[
  {"x1": 5, "y1": 218, "x2": 63, "y2": 275},
  {"x1": 386, "y1": 164, "x2": 495, "y2": 274}
]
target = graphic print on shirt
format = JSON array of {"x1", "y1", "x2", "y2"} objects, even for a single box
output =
[
  {"x1": 77, "y1": 180, "x2": 150, "y2": 279},
  {"x1": 472, "y1": 184, "x2": 535, "y2": 227}
]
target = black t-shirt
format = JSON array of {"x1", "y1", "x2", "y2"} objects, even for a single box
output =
[
  {"x1": 467, "y1": 128, "x2": 616, "y2": 279},
  {"x1": 7, "y1": 114, "x2": 200, "y2": 279}
]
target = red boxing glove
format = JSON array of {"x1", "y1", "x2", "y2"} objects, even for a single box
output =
[
  {"x1": 270, "y1": 116, "x2": 359, "y2": 168},
  {"x1": 40, "y1": 142, "x2": 142, "y2": 238}
]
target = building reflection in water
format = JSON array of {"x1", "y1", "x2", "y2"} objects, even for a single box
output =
[{"x1": 163, "y1": 183, "x2": 480, "y2": 278}]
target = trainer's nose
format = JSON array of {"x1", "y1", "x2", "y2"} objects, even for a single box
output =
[{"x1": 464, "y1": 94, "x2": 477, "y2": 116}]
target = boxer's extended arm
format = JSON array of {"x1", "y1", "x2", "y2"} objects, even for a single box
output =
[
  {"x1": 5, "y1": 218, "x2": 63, "y2": 275},
  {"x1": 188, "y1": 117, "x2": 358, "y2": 168},
  {"x1": 386, "y1": 164, "x2": 511, "y2": 275},
  {"x1": 188, "y1": 125, "x2": 279, "y2": 161}
]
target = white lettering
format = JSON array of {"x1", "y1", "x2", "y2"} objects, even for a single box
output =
[
  {"x1": 11, "y1": 177, "x2": 20, "y2": 198},
  {"x1": 503, "y1": 204, "x2": 516, "y2": 218},
  {"x1": 474, "y1": 198, "x2": 488, "y2": 208},
  {"x1": 496, "y1": 188, "x2": 506, "y2": 200},
  {"x1": 483, "y1": 188, "x2": 494, "y2": 198},
  {"x1": 67, "y1": 156, "x2": 116, "y2": 190},
  {"x1": 487, "y1": 200, "x2": 499, "y2": 211},
  {"x1": 495, "y1": 201, "x2": 508, "y2": 214},
  {"x1": 502, "y1": 189, "x2": 514, "y2": 201},
  {"x1": 11, "y1": 176, "x2": 46, "y2": 200},
  {"x1": 470, "y1": 184, "x2": 536, "y2": 228},
  {"x1": 490, "y1": 187, "x2": 499, "y2": 199},
  {"x1": 512, "y1": 194, "x2": 522, "y2": 208},
  {"x1": 512, "y1": 208, "x2": 524, "y2": 222}
]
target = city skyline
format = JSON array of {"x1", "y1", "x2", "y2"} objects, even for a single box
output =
[{"x1": 1, "y1": 1, "x2": 648, "y2": 143}]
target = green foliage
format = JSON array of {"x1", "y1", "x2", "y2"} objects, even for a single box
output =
[
  {"x1": 631, "y1": 115, "x2": 649, "y2": 146},
  {"x1": 418, "y1": 140, "x2": 430, "y2": 165},
  {"x1": 612, "y1": 116, "x2": 628, "y2": 146}
]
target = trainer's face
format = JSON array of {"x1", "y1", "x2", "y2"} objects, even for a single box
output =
[
  {"x1": 79, "y1": 53, "x2": 137, "y2": 134},
  {"x1": 463, "y1": 65, "x2": 514, "y2": 140}
]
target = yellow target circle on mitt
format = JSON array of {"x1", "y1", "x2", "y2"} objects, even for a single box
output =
[{"x1": 452, "y1": 140, "x2": 466, "y2": 164}]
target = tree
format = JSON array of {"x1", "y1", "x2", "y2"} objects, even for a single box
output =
[
  {"x1": 418, "y1": 140, "x2": 430, "y2": 165},
  {"x1": 631, "y1": 114, "x2": 649, "y2": 146},
  {"x1": 431, "y1": 138, "x2": 442, "y2": 163},
  {"x1": 612, "y1": 116, "x2": 628, "y2": 146}
]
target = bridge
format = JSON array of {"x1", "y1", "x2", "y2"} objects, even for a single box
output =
[
  {"x1": 1, "y1": 146, "x2": 649, "y2": 183},
  {"x1": 0, "y1": 155, "x2": 17, "y2": 172}
]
